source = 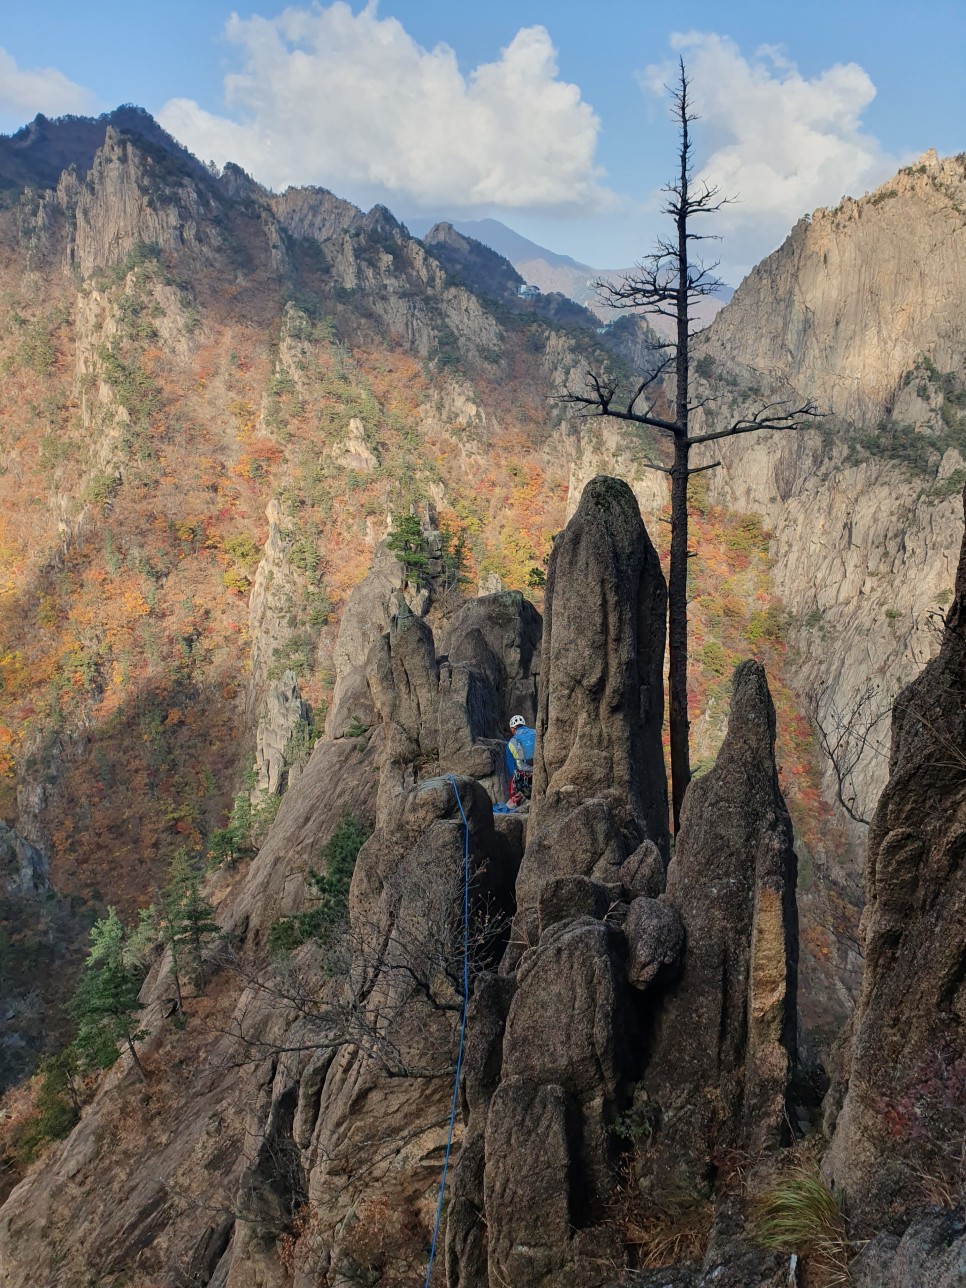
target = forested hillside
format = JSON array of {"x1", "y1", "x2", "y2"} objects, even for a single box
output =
[{"x1": 0, "y1": 110, "x2": 831, "y2": 1098}]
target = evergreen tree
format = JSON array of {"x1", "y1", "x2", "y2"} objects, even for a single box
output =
[
  {"x1": 267, "y1": 812, "x2": 369, "y2": 953},
  {"x1": 70, "y1": 909, "x2": 148, "y2": 1081},
  {"x1": 386, "y1": 513, "x2": 430, "y2": 578},
  {"x1": 160, "y1": 847, "x2": 218, "y2": 1005}
]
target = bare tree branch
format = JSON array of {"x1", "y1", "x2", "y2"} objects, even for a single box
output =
[
  {"x1": 686, "y1": 401, "x2": 823, "y2": 446},
  {"x1": 807, "y1": 679, "x2": 893, "y2": 826}
]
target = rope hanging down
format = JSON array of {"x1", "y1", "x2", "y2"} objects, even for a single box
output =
[{"x1": 423, "y1": 775, "x2": 471, "y2": 1287}]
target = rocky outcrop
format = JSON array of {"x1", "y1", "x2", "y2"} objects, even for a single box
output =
[
  {"x1": 850, "y1": 1212, "x2": 966, "y2": 1287},
  {"x1": 435, "y1": 588, "x2": 542, "y2": 730},
  {"x1": 524, "y1": 475, "x2": 669, "y2": 897},
  {"x1": 708, "y1": 153, "x2": 966, "y2": 422},
  {"x1": 568, "y1": 154, "x2": 966, "y2": 841},
  {"x1": 447, "y1": 477, "x2": 672, "y2": 1288},
  {"x1": 253, "y1": 670, "x2": 308, "y2": 796},
  {"x1": 248, "y1": 500, "x2": 304, "y2": 716},
  {"x1": 0, "y1": 567, "x2": 539, "y2": 1286},
  {"x1": 826, "y1": 489, "x2": 966, "y2": 1229},
  {"x1": 367, "y1": 590, "x2": 541, "y2": 818},
  {"x1": 0, "y1": 822, "x2": 48, "y2": 902},
  {"x1": 326, "y1": 541, "x2": 408, "y2": 739},
  {"x1": 639, "y1": 661, "x2": 798, "y2": 1195},
  {"x1": 247, "y1": 500, "x2": 315, "y2": 800},
  {"x1": 58, "y1": 127, "x2": 221, "y2": 277}
]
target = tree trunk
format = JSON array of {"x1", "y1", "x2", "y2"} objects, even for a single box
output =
[
  {"x1": 668, "y1": 437, "x2": 692, "y2": 831},
  {"x1": 126, "y1": 1033, "x2": 147, "y2": 1082},
  {"x1": 669, "y1": 113, "x2": 693, "y2": 835}
]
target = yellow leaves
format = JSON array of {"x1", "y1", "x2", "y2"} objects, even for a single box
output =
[
  {"x1": 0, "y1": 648, "x2": 27, "y2": 693},
  {"x1": 227, "y1": 398, "x2": 257, "y2": 435},
  {"x1": 120, "y1": 587, "x2": 150, "y2": 618},
  {"x1": 0, "y1": 723, "x2": 17, "y2": 778}
]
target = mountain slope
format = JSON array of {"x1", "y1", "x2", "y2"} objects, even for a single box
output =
[{"x1": 0, "y1": 108, "x2": 649, "y2": 1102}]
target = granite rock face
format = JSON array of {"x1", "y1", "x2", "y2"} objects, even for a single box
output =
[
  {"x1": 0, "y1": 559, "x2": 538, "y2": 1287},
  {"x1": 523, "y1": 475, "x2": 669, "y2": 905},
  {"x1": 850, "y1": 1212, "x2": 966, "y2": 1288},
  {"x1": 447, "y1": 477, "x2": 672, "y2": 1288},
  {"x1": 826, "y1": 488, "x2": 966, "y2": 1229},
  {"x1": 639, "y1": 661, "x2": 798, "y2": 1194},
  {"x1": 566, "y1": 158, "x2": 966, "y2": 1054}
]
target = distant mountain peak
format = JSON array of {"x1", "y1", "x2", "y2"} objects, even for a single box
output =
[
  {"x1": 0, "y1": 105, "x2": 201, "y2": 196},
  {"x1": 407, "y1": 215, "x2": 589, "y2": 271}
]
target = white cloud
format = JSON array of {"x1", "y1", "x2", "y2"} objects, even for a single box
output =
[
  {"x1": 642, "y1": 33, "x2": 901, "y2": 278},
  {"x1": 0, "y1": 47, "x2": 99, "y2": 122},
  {"x1": 159, "y1": 3, "x2": 611, "y2": 214}
]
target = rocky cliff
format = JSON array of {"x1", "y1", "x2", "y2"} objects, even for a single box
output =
[
  {"x1": 565, "y1": 151, "x2": 966, "y2": 1047},
  {"x1": 826, "y1": 485, "x2": 966, "y2": 1231},
  {"x1": 6, "y1": 103, "x2": 966, "y2": 1287},
  {"x1": 0, "y1": 106, "x2": 631, "y2": 1076},
  {"x1": 0, "y1": 479, "x2": 804, "y2": 1287},
  {"x1": 571, "y1": 150, "x2": 966, "y2": 832}
]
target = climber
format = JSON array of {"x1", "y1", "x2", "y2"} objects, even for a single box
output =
[{"x1": 504, "y1": 714, "x2": 535, "y2": 808}]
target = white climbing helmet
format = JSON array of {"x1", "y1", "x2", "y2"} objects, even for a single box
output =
[{"x1": 509, "y1": 715, "x2": 526, "y2": 731}]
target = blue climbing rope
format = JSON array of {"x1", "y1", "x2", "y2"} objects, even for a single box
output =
[{"x1": 423, "y1": 774, "x2": 471, "y2": 1287}]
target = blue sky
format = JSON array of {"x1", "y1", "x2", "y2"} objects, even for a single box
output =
[{"x1": 2, "y1": 1, "x2": 964, "y2": 282}]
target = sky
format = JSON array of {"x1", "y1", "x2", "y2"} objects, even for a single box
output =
[{"x1": 2, "y1": 1, "x2": 964, "y2": 284}]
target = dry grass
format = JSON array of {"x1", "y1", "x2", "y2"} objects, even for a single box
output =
[
  {"x1": 751, "y1": 1162, "x2": 849, "y2": 1288},
  {"x1": 613, "y1": 1167, "x2": 713, "y2": 1273},
  {"x1": 625, "y1": 1200, "x2": 714, "y2": 1269}
]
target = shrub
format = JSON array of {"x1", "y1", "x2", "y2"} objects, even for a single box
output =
[
  {"x1": 12, "y1": 1048, "x2": 81, "y2": 1162},
  {"x1": 223, "y1": 533, "x2": 261, "y2": 567},
  {"x1": 268, "y1": 812, "x2": 370, "y2": 954}
]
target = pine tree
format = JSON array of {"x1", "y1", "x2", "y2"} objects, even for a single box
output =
[
  {"x1": 386, "y1": 513, "x2": 430, "y2": 578},
  {"x1": 70, "y1": 909, "x2": 148, "y2": 1081},
  {"x1": 160, "y1": 847, "x2": 218, "y2": 1005}
]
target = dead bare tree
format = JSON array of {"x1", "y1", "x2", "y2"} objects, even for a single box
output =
[
  {"x1": 806, "y1": 678, "x2": 893, "y2": 826},
  {"x1": 568, "y1": 59, "x2": 819, "y2": 831},
  {"x1": 211, "y1": 846, "x2": 506, "y2": 1082}
]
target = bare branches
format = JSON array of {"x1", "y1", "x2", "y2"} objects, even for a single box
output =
[
  {"x1": 564, "y1": 369, "x2": 678, "y2": 436},
  {"x1": 686, "y1": 400, "x2": 823, "y2": 446},
  {"x1": 594, "y1": 253, "x2": 725, "y2": 318},
  {"x1": 807, "y1": 679, "x2": 893, "y2": 826},
  {"x1": 207, "y1": 850, "x2": 507, "y2": 1086}
]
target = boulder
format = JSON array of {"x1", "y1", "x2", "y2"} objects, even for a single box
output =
[
  {"x1": 516, "y1": 797, "x2": 625, "y2": 912},
  {"x1": 619, "y1": 839, "x2": 666, "y2": 899},
  {"x1": 624, "y1": 897, "x2": 683, "y2": 991},
  {"x1": 538, "y1": 876, "x2": 613, "y2": 933},
  {"x1": 503, "y1": 917, "x2": 628, "y2": 1105}
]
